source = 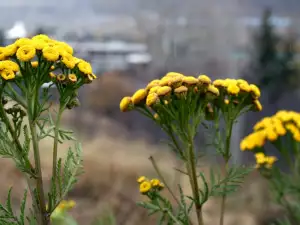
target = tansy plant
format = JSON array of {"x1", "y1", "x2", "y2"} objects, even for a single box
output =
[
  {"x1": 120, "y1": 72, "x2": 262, "y2": 225},
  {"x1": 0, "y1": 34, "x2": 96, "y2": 225},
  {"x1": 241, "y1": 110, "x2": 300, "y2": 225}
]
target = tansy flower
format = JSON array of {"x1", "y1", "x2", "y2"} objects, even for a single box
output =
[
  {"x1": 49, "y1": 72, "x2": 56, "y2": 79},
  {"x1": 149, "y1": 86, "x2": 160, "y2": 94},
  {"x1": 198, "y1": 74, "x2": 211, "y2": 85},
  {"x1": 0, "y1": 47, "x2": 7, "y2": 60},
  {"x1": 156, "y1": 86, "x2": 172, "y2": 96},
  {"x1": 253, "y1": 100, "x2": 263, "y2": 111},
  {"x1": 159, "y1": 77, "x2": 172, "y2": 86},
  {"x1": 250, "y1": 84, "x2": 261, "y2": 98},
  {"x1": 57, "y1": 74, "x2": 66, "y2": 82},
  {"x1": 207, "y1": 84, "x2": 220, "y2": 96},
  {"x1": 42, "y1": 46, "x2": 59, "y2": 61},
  {"x1": 33, "y1": 40, "x2": 47, "y2": 50},
  {"x1": 239, "y1": 82, "x2": 251, "y2": 92},
  {"x1": 182, "y1": 76, "x2": 198, "y2": 85},
  {"x1": 227, "y1": 84, "x2": 240, "y2": 95},
  {"x1": 165, "y1": 72, "x2": 184, "y2": 78},
  {"x1": 174, "y1": 86, "x2": 188, "y2": 97},
  {"x1": 132, "y1": 89, "x2": 147, "y2": 104},
  {"x1": 137, "y1": 176, "x2": 147, "y2": 183},
  {"x1": 213, "y1": 79, "x2": 226, "y2": 87},
  {"x1": 139, "y1": 181, "x2": 152, "y2": 194},
  {"x1": 120, "y1": 96, "x2": 132, "y2": 112},
  {"x1": 2, "y1": 60, "x2": 19, "y2": 72},
  {"x1": 168, "y1": 76, "x2": 182, "y2": 88},
  {"x1": 32, "y1": 34, "x2": 50, "y2": 42},
  {"x1": 15, "y1": 38, "x2": 33, "y2": 47},
  {"x1": 16, "y1": 45, "x2": 36, "y2": 62},
  {"x1": 146, "y1": 79, "x2": 160, "y2": 90},
  {"x1": 78, "y1": 60, "x2": 92, "y2": 74},
  {"x1": 146, "y1": 93, "x2": 159, "y2": 107},
  {"x1": 68, "y1": 74, "x2": 77, "y2": 83},
  {"x1": 0, "y1": 69, "x2": 15, "y2": 80},
  {"x1": 4, "y1": 44, "x2": 17, "y2": 57},
  {"x1": 154, "y1": 113, "x2": 159, "y2": 119},
  {"x1": 31, "y1": 61, "x2": 39, "y2": 68},
  {"x1": 61, "y1": 53, "x2": 76, "y2": 69},
  {"x1": 87, "y1": 74, "x2": 95, "y2": 81},
  {"x1": 224, "y1": 99, "x2": 229, "y2": 105},
  {"x1": 56, "y1": 41, "x2": 74, "y2": 55}
]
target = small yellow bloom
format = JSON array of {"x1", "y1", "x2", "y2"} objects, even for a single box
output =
[
  {"x1": 265, "y1": 128, "x2": 278, "y2": 142},
  {"x1": 56, "y1": 41, "x2": 74, "y2": 55},
  {"x1": 132, "y1": 89, "x2": 147, "y2": 104},
  {"x1": 137, "y1": 176, "x2": 147, "y2": 183},
  {"x1": 57, "y1": 74, "x2": 66, "y2": 81},
  {"x1": 156, "y1": 86, "x2": 172, "y2": 96},
  {"x1": 16, "y1": 45, "x2": 36, "y2": 62},
  {"x1": 198, "y1": 74, "x2": 211, "y2": 85},
  {"x1": 169, "y1": 76, "x2": 182, "y2": 88},
  {"x1": 0, "y1": 69, "x2": 15, "y2": 80},
  {"x1": 78, "y1": 60, "x2": 92, "y2": 74},
  {"x1": 32, "y1": 34, "x2": 50, "y2": 42},
  {"x1": 42, "y1": 46, "x2": 59, "y2": 61},
  {"x1": 68, "y1": 74, "x2": 77, "y2": 82},
  {"x1": 207, "y1": 84, "x2": 220, "y2": 96},
  {"x1": 15, "y1": 38, "x2": 33, "y2": 47},
  {"x1": 227, "y1": 84, "x2": 240, "y2": 95},
  {"x1": 224, "y1": 99, "x2": 229, "y2": 105},
  {"x1": 174, "y1": 86, "x2": 188, "y2": 96},
  {"x1": 31, "y1": 61, "x2": 39, "y2": 68},
  {"x1": 139, "y1": 181, "x2": 152, "y2": 194},
  {"x1": 265, "y1": 156, "x2": 277, "y2": 168},
  {"x1": 2, "y1": 60, "x2": 19, "y2": 72},
  {"x1": 120, "y1": 96, "x2": 132, "y2": 112},
  {"x1": 213, "y1": 79, "x2": 226, "y2": 87},
  {"x1": 165, "y1": 72, "x2": 184, "y2": 78},
  {"x1": 238, "y1": 82, "x2": 251, "y2": 92},
  {"x1": 33, "y1": 40, "x2": 47, "y2": 50},
  {"x1": 4, "y1": 44, "x2": 17, "y2": 57},
  {"x1": 146, "y1": 93, "x2": 159, "y2": 107},
  {"x1": 150, "y1": 179, "x2": 161, "y2": 187},
  {"x1": 182, "y1": 76, "x2": 198, "y2": 85},
  {"x1": 149, "y1": 86, "x2": 160, "y2": 94},
  {"x1": 146, "y1": 80, "x2": 160, "y2": 90},
  {"x1": 154, "y1": 113, "x2": 159, "y2": 119},
  {"x1": 159, "y1": 77, "x2": 172, "y2": 86},
  {"x1": 253, "y1": 100, "x2": 263, "y2": 111},
  {"x1": 250, "y1": 84, "x2": 261, "y2": 98},
  {"x1": 87, "y1": 74, "x2": 95, "y2": 81},
  {"x1": 49, "y1": 72, "x2": 56, "y2": 79},
  {"x1": 61, "y1": 53, "x2": 76, "y2": 69},
  {"x1": 0, "y1": 47, "x2": 7, "y2": 60}
]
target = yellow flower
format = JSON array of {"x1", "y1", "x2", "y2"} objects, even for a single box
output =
[
  {"x1": 61, "y1": 53, "x2": 76, "y2": 69},
  {"x1": 146, "y1": 79, "x2": 160, "y2": 90},
  {"x1": 253, "y1": 100, "x2": 263, "y2": 111},
  {"x1": 198, "y1": 74, "x2": 211, "y2": 85},
  {"x1": 0, "y1": 69, "x2": 15, "y2": 80},
  {"x1": 50, "y1": 65, "x2": 55, "y2": 70},
  {"x1": 56, "y1": 41, "x2": 74, "y2": 55},
  {"x1": 165, "y1": 72, "x2": 184, "y2": 78},
  {"x1": 0, "y1": 47, "x2": 7, "y2": 60},
  {"x1": 132, "y1": 89, "x2": 147, "y2": 104},
  {"x1": 273, "y1": 121, "x2": 286, "y2": 136},
  {"x1": 68, "y1": 74, "x2": 77, "y2": 82},
  {"x1": 207, "y1": 84, "x2": 220, "y2": 96},
  {"x1": 265, "y1": 128, "x2": 278, "y2": 142},
  {"x1": 150, "y1": 179, "x2": 161, "y2": 187},
  {"x1": 42, "y1": 46, "x2": 59, "y2": 61},
  {"x1": 154, "y1": 113, "x2": 159, "y2": 119},
  {"x1": 238, "y1": 82, "x2": 251, "y2": 92},
  {"x1": 182, "y1": 76, "x2": 198, "y2": 85},
  {"x1": 31, "y1": 61, "x2": 39, "y2": 68},
  {"x1": 227, "y1": 84, "x2": 240, "y2": 95},
  {"x1": 15, "y1": 38, "x2": 33, "y2": 47},
  {"x1": 149, "y1": 86, "x2": 160, "y2": 94},
  {"x1": 16, "y1": 45, "x2": 36, "y2": 62},
  {"x1": 33, "y1": 40, "x2": 47, "y2": 50},
  {"x1": 213, "y1": 79, "x2": 226, "y2": 87},
  {"x1": 253, "y1": 117, "x2": 272, "y2": 131},
  {"x1": 120, "y1": 96, "x2": 132, "y2": 112},
  {"x1": 57, "y1": 74, "x2": 66, "y2": 81},
  {"x1": 224, "y1": 99, "x2": 229, "y2": 105},
  {"x1": 250, "y1": 84, "x2": 261, "y2": 98},
  {"x1": 4, "y1": 44, "x2": 17, "y2": 57},
  {"x1": 255, "y1": 152, "x2": 266, "y2": 164},
  {"x1": 169, "y1": 76, "x2": 182, "y2": 88},
  {"x1": 49, "y1": 72, "x2": 56, "y2": 79},
  {"x1": 146, "y1": 93, "x2": 159, "y2": 107},
  {"x1": 137, "y1": 176, "x2": 147, "y2": 183},
  {"x1": 159, "y1": 77, "x2": 171, "y2": 86},
  {"x1": 265, "y1": 156, "x2": 277, "y2": 168},
  {"x1": 78, "y1": 60, "x2": 92, "y2": 74},
  {"x1": 139, "y1": 181, "x2": 152, "y2": 194},
  {"x1": 174, "y1": 86, "x2": 188, "y2": 97},
  {"x1": 2, "y1": 60, "x2": 19, "y2": 72},
  {"x1": 87, "y1": 74, "x2": 96, "y2": 81},
  {"x1": 32, "y1": 34, "x2": 50, "y2": 42},
  {"x1": 156, "y1": 86, "x2": 172, "y2": 96}
]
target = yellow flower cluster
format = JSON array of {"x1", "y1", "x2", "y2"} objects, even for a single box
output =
[
  {"x1": 255, "y1": 152, "x2": 277, "y2": 169},
  {"x1": 241, "y1": 110, "x2": 300, "y2": 151},
  {"x1": 120, "y1": 73, "x2": 262, "y2": 115},
  {"x1": 0, "y1": 34, "x2": 97, "y2": 84},
  {"x1": 137, "y1": 176, "x2": 164, "y2": 194}
]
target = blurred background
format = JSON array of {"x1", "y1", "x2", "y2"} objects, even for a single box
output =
[{"x1": 1, "y1": 0, "x2": 300, "y2": 224}]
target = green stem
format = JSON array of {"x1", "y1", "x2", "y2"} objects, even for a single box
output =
[
  {"x1": 51, "y1": 106, "x2": 64, "y2": 199},
  {"x1": 186, "y1": 140, "x2": 204, "y2": 225},
  {"x1": 219, "y1": 119, "x2": 233, "y2": 225}
]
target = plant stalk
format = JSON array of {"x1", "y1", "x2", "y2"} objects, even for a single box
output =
[
  {"x1": 219, "y1": 119, "x2": 233, "y2": 225},
  {"x1": 51, "y1": 106, "x2": 64, "y2": 197}
]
